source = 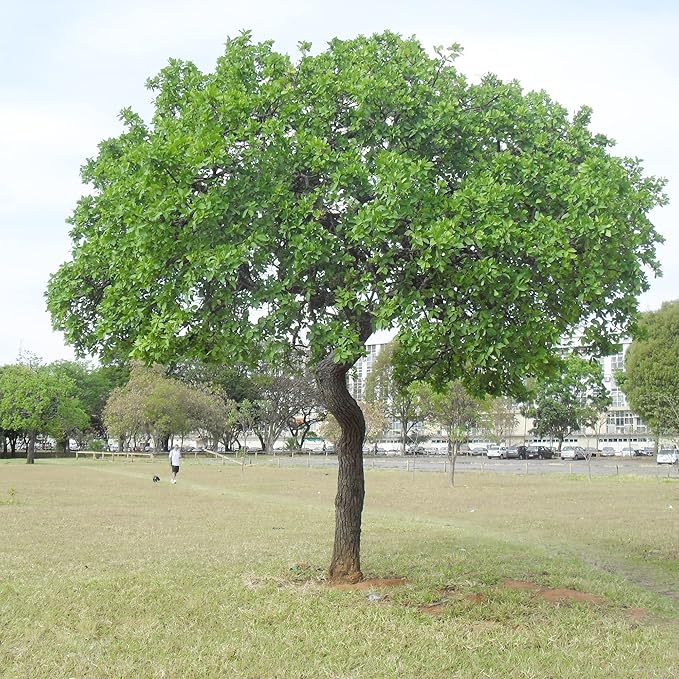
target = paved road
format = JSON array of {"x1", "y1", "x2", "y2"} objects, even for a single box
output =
[{"x1": 247, "y1": 453, "x2": 679, "y2": 478}]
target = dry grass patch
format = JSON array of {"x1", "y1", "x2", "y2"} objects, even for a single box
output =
[{"x1": 0, "y1": 459, "x2": 677, "y2": 678}]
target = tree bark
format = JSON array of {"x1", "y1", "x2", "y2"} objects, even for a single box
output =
[
  {"x1": 315, "y1": 354, "x2": 366, "y2": 581},
  {"x1": 26, "y1": 431, "x2": 37, "y2": 464},
  {"x1": 448, "y1": 438, "x2": 458, "y2": 487}
]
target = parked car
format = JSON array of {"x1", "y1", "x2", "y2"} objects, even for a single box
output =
[
  {"x1": 657, "y1": 449, "x2": 679, "y2": 465},
  {"x1": 619, "y1": 447, "x2": 635, "y2": 457},
  {"x1": 635, "y1": 447, "x2": 654, "y2": 457},
  {"x1": 599, "y1": 446, "x2": 616, "y2": 457},
  {"x1": 518, "y1": 445, "x2": 555, "y2": 459},
  {"x1": 406, "y1": 445, "x2": 426, "y2": 455},
  {"x1": 502, "y1": 447, "x2": 521, "y2": 459},
  {"x1": 486, "y1": 445, "x2": 503, "y2": 459},
  {"x1": 560, "y1": 446, "x2": 586, "y2": 460}
]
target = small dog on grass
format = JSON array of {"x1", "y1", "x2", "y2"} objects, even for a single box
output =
[{"x1": 152, "y1": 475, "x2": 161, "y2": 483}]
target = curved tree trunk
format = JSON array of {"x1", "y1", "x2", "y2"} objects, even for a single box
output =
[{"x1": 315, "y1": 354, "x2": 366, "y2": 582}]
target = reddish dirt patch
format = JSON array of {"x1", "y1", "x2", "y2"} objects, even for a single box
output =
[
  {"x1": 624, "y1": 607, "x2": 651, "y2": 623},
  {"x1": 419, "y1": 591, "x2": 486, "y2": 616},
  {"x1": 331, "y1": 577, "x2": 408, "y2": 591},
  {"x1": 420, "y1": 602, "x2": 448, "y2": 616},
  {"x1": 465, "y1": 592, "x2": 485, "y2": 604},
  {"x1": 502, "y1": 578, "x2": 606, "y2": 605},
  {"x1": 502, "y1": 578, "x2": 542, "y2": 592}
]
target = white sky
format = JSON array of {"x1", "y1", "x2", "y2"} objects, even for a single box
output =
[{"x1": 1, "y1": 0, "x2": 677, "y2": 365}]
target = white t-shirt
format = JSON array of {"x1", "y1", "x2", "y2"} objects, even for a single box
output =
[{"x1": 169, "y1": 448, "x2": 181, "y2": 466}]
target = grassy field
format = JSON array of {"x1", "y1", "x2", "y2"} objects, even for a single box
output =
[{"x1": 1, "y1": 458, "x2": 677, "y2": 678}]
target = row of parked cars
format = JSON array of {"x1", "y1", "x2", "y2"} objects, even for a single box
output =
[
  {"x1": 479, "y1": 444, "x2": 677, "y2": 464},
  {"x1": 484, "y1": 445, "x2": 556, "y2": 460}
]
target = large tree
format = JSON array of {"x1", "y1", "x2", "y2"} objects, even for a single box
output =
[
  {"x1": 47, "y1": 32, "x2": 665, "y2": 579},
  {"x1": 618, "y1": 300, "x2": 679, "y2": 438}
]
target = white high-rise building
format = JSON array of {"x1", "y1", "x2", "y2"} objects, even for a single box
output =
[{"x1": 347, "y1": 329, "x2": 395, "y2": 402}]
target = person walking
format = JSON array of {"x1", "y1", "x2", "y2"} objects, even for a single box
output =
[{"x1": 169, "y1": 445, "x2": 181, "y2": 484}]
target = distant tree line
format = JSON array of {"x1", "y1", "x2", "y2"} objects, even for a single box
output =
[
  {"x1": 0, "y1": 355, "x2": 324, "y2": 462},
  {"x1": 4, "y1": 298, "x2": 678, "y2": 465}
]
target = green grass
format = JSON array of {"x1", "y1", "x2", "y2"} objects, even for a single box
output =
[{"x1": 1, "y1": 459, "x2": 678, "y2": 678}]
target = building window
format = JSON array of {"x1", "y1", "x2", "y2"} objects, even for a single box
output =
[
  {"x1": 610, "y1": 352, "x2": 624, "y2": 372},
  {"x1": 610, "y1": 389, "x2": 626, "y2": 408}
]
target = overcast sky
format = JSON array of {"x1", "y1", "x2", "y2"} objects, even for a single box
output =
[{"x1": 1, "y1": 0, "x2": 676, "y2": 365}]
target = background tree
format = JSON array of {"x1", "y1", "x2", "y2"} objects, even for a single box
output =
[
  {"x1": 425, "y1": 381, "x2": 481, "y2": 486},
  {"x1": 480, "y1": 397, "x2": 518, "y2": 446},
  {"x1": 253, "y1": 371, "x2": 322, "y2": 453},
  {"x1": 173, "y1": 362, "x2": 262, "y2": 404},
  {"x1": 48, "y1": 360, "x2": 128, "y2": 450},
  {"x1": 191, "y1": 388, "x2": 239, "y2": 451},
  {"x1": 47, "y1": 32, "x2": 666, "y2": 580},
  {"x1": 0, "y1": 362, "x2": 88, "y2": 463},
  {"x1": 287, "y1": 373, "x2": 327, "y2": 449},
  {"x1": 173, "y1": 361, "x2": 260, "y2": 450},
  {"x1": 319, "y1": 401, "x2": 387, "y2": 450},
  {"x1": 523, "y1": 355, "x2": 611, "y2": 452},
  {"x1": 0, "y1": 367, "x2": 22, "y2": 455},
  {"x1": 618, "y1": 300, "x2": 679, "y2": 440},
  {"x1": 365, "y1": 341, "x2": 428, "y2": 455},
  {"x1": 103, "y1": 363, "x2": 213, "y2": 450},
  {"x1": 360, "y1": 401, "x2": 389, "y2": 450},
  {"x1": 317, "y1": 415, "x2": 340, "y2": 446},
  {"x1": 233, "y1": 399, "x2": 263, "y2": 452}
]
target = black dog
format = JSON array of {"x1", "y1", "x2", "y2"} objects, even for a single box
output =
[{"x1": 152, "y1": 475, "x2": 160, "y2": 483}]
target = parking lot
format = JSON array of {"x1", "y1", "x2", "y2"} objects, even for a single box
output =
[{"x1": 269, "y1": 453, "x2": 679, "y2": 478}]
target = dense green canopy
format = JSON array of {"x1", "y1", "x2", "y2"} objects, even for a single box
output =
[
  {"x1": 619, "y1": 300, "x2": 679, "y2": 435},
  {"x1": 47, "y1": 31, "x2": 666, "y2": 397},
  {"x1": 0, "y1": 362, "x2": 88, "y2": 462}
]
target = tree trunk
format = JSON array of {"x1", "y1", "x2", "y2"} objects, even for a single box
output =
[
  {"x1": 26, "y1": 431, "x2": 37, "y2": 464},
  {"x1": 448, "y1": 439, "x2": 458, "y2": 487},
  {"x1": 315, "y1": 354, "x2": 366, "y2": 582},
  {"x1": 399, "y1": 415, "x2": 408, "y2": 455}
]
